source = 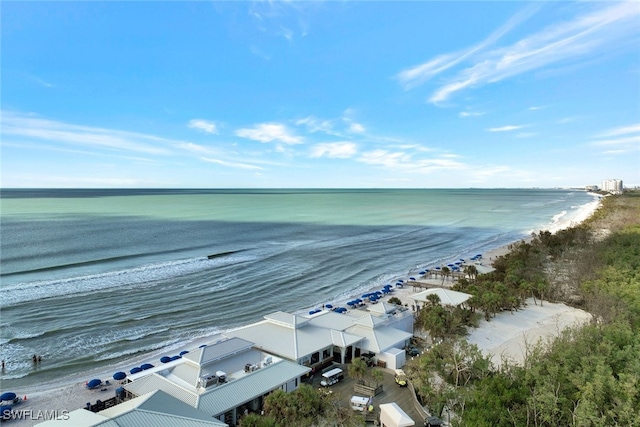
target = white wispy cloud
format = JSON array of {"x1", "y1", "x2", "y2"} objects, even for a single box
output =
[
  {"x1": 396, "y1": 3, "x2": 543, "y2": 90},
  {"x1": 235, "y1": 122, "x2": 303, "y2": 144},
  {"x1": 28, "y1": 75, "x2": 54, "y2": 88},
  {"x1": 309, "y1": 142, "x2": 357, "y2": 159},
  {"x1": 188, "y1": 119, "x2": 219, "y2": 134},
  {"x1": 357, "y1": 149, "x2": 466, "y2": 172},
  {"x1": 591, "y1": 122, "x2": 640, "y2": 154},
  {"x1": 487, "y1": 125, "x2": 524, "y2": 132},
  {"x1": 201, "y1": 157, "x2": 264, "y2": 170},
  {"x1": 397, "y1": 2, "x2": 640, "y2": 103},
  {"x1": 459, "y1": 111, "x2": 486, "y2": 118},
  {"x1": 296, "y1": 116, "x2": 335, "y2": 134},
  {"x1": 348, "y1": 122, "x2": 366, "y2": 134},
  {"x1": 1, "y1": 111, "x2": 173, "y2": 155},
  {"x1": 596, "y1": 123, "x2": 640, "y2": 138}
]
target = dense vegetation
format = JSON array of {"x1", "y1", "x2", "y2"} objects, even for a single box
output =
[
  {"x1": 239, "y1": 383, "x2": 364, "y2": 427},
  {"x1": 409, "y1": 192, "x2": 640, "y2": 426}
]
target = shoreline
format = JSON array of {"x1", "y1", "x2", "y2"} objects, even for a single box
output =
[{"x1": 3, "y1": 193, "x2": 602, "y2": 425}]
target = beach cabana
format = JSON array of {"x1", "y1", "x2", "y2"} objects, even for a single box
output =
[{"x1": 410, "y1": 288, "x2": 472, "y2": 307}]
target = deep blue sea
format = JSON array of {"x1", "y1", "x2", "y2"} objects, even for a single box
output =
[{"x1": 0, "y1": 188, "x2": 597, "y2": 391}]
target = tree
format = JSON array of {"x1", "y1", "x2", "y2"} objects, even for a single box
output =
[
  {"x1": 239, "y1": 413, "x2": 277, "y2": 427},
  {"x1": 348, "y1": 357, "x2": 368, "y2": 384},
  {"x1": 371, "y1": 368, "x2": 384, "y2": 387},
  {"x1": 263, "y1": 384, "x2": 327, "y2": 427},
  {"x1": 441, "y1": 266, "x2": 450, "y2": 284},
  {"x1": 465, "y1": 264, "x2": 478, "y2": 282}
]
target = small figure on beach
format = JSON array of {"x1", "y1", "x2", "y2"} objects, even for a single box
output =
[
  {"x1": 38, "y1": 355, "x2": 42, "y2": 363},
  {"x1": 1, "y1": 359, "x2": 5, "y2": 370},
  {"x1": 32, "y1": 354, "x2": 38, "y2": 364}
]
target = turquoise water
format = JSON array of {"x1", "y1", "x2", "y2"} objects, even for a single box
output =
[{"x1": 0, "y1": 188, "x2": 596, "y2": 390}]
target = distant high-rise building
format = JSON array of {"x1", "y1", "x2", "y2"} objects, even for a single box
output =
[{"x1": 602, "y1": 179, "x2": 623, "y2": 193}]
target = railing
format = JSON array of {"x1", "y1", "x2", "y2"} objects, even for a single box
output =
[
  {"x1": 85, "y1": 396, "x2": 119, "y2": 413},
  {"x1": 354, "y1": 381, "x2": 383, "y2": 397}
]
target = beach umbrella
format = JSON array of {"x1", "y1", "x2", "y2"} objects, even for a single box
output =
[
  {"x1": 129, "y1": 367, "x2": 142, "y2": 374},
  {"x1": 419, "y1": 271, "x2": 426, "y2": 275},
  {"x1": 170, "y1": 355, "x2": 181, "y2": 361},
  {"x1": 325, "y1": 304, "x2": 333, "y2": 309},
  {"x1": 87, "y1": 379, "x2": 102, "y2": 389},
  {"x1": 397, "y1": 279, "x2": 404, "y2": 283},
  {"x1": 141, "y1": 363, "x2": 154, "y2": 370},
  {"x1": 160, "y1": 356, "x2": 171, "y2": 363},
  {"x1": 179, "y1": 350, "x2": 189, "y2": 356},
  {"x1": 409, "y1": 276, "x2": 416, "y2": 281},
  {"x1": 199, "y1": 344, "x2": 207, "y2": 348},
  {"x1": 112, "y1": 372, "x2": 126, "y2": 381},
  {"x1": 361, "y1": 293, "x2": 370, "y2": 298},
  {"x1": 0, "y1": 392, "x2": 16, "y2": 402}
]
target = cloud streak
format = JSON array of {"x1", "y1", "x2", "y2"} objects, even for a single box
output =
[
  {"x1": 487, "y1": 125, "x2": 524, "y2": 132},
  {"x1": 397, "y1": 2, "x2": 640, "y2": 103},
  {"x1": 235, "y1": 122, "x2": 303, "y2": 144},
  {"x1": 309, "y1": 142, "x2": 357, "y2": 159},
  {"x1": 1, "y1": 111, "x2": 173, "y2": 155},
  {"x1": 188, "y1": 119, "x2": 219, "y2": 134}
]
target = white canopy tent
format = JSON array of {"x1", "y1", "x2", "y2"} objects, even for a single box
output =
[
  {"x1": 410, "y1": 288, "x2": 472, "y2": 307},
  {"x1": 379, "y1": 402, "x2": 415, "y2": 427}
]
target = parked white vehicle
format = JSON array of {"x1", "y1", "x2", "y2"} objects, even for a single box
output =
[
  {"x1": 320, "y1": 368, "x2": 344, "y2": 387},
  {"x1": 350, "y1": 395, "x2": 372, "y2": 412}
]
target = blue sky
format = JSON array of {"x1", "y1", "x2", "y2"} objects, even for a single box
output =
[{"x1": 2, "y1": 1, "x2": 639, "y2": 188}]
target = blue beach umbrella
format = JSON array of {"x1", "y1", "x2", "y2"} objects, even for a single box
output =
[
  {"x1": 179, "y1": 350, "x2": 189, "y2": 356},
  {"x1": 199, "y1": 344, "x2": 207, "y2": 348},
  {"x1": 170, "y1": 355, "x2": 181, "y2": 361},
  {"x1": 87, "y1": 379, "x2": 102, "y2": 389},
  {"x1": 141, "y1": 363, "x2": 154, "y2": 370},
  {"x1": 419, "y1": 271, "x2": 426, "y2": 275},
  {"x1": 346, "y1": 301, "x2": 356, "y2": 306},
  {"x1": 112, "y1": 372, "x2": 126, "y2": 381},
  {"x1": 325, "y1": 304, "x2": 333, "y2": 309},
  {"x1": 409, "y1": 277, "x2": 416, "y2": 281},
  {"x1": 160, "y1": 356, "x2": 171, "y2": 363},
  {"x1": 0, "y1": 392, "x2": 16, "y2": 402},
  {"x1": 129, "y1": 367, "x2": 142, "y2": 374}
]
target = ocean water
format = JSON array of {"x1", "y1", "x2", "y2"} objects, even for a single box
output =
[{"x1": 0, "y1": 188, "x2": 596, "y2": 390}]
